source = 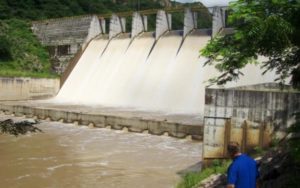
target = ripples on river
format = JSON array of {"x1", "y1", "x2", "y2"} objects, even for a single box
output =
[{"x1": 0, "y1": 114, "x2": 202, "y2": 188}]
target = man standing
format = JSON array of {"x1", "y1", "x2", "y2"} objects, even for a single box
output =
[{"x1": 227, "y1": 142, "x2": 259, "y2": 188}]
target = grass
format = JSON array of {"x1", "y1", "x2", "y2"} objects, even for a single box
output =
[
  {"x1": 0, "y1": 61, "x2": 59, "y2": 78},
  {"x1": 0, "y1": 68, "x2": 58, "y2": 78},
  {"x1": 177, "y1": 160, "x2": 230, "y2": 188}
]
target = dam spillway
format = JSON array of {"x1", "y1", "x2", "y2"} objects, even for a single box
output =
[
  {"x1": 55, "y1": 31, "x2": 211, "y2": 115},
  {"x1": 54, "y1": 31, "x2": 275, "y2": 116},
  {"x1": 32, "y1": 7, "x2": 276, "y2": 119}
]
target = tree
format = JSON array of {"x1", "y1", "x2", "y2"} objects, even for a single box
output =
[
  {"x1": 0, "y1": 21, "x2": 11, "y2": 61},
  {"x1": 201, "y1": 0, "x2": 300, "y2": 88},
  {"x1": 201, "y1": 2, "x2": 300, "y2": 181}
]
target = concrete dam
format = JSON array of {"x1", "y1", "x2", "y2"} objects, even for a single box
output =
[
  {"x1": 1, "y1": 7, "x2": 277, "y2": 139},
  {"x1": 53, "y1": 8, "x2": 275, "y2": 115}
]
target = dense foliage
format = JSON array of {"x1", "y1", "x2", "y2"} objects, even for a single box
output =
[
  {"x1": 288, "y1": 112, "x2": 300, "y2": 163},
  {"x1": 201, "y1": 0, "x2": 300, "y2": 88},
  {"x1": 0, "y1": 0, "x2": 173, "y2": 20},
  {"x1": 0, "y1": 19, "x2": 54, "y2": 77}
]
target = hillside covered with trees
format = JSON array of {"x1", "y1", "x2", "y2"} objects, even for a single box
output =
[{"x1": 0, "y1": 0, "x2": 166, "y2": 20}]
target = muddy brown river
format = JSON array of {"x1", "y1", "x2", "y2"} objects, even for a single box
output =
[{"x1": 0, "y1": 114, "x2": 202, "y2": 188}]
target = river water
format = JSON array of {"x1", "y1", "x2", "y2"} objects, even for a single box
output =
[{"x1": 0, "y1": 114, "x2": 202, "y2": 188}]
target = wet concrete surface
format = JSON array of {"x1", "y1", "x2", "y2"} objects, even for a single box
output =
[{"x1": 0, "y1": 100, "x2": 203, "y2": 125}]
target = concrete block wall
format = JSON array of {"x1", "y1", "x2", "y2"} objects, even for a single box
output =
[
  {"x1": 0, "y1": 77, "x2": 60, "y2": 100},
  {"x1": 32, "y1": 15, "x2": 101, "y2": 74},
  {"x1": 32, "y1": 15, "x2": 94, "y2": 46},
  {"x1": 205, "y1": 84, "x2": 300, "y2": 130},
  {"x1": 203, "y1": 83, "x2": 300, "y2": 158}
]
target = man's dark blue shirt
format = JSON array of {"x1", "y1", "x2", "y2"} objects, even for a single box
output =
[{"x1": 227, "y1": 154, "x2": 259, "y2": 188}]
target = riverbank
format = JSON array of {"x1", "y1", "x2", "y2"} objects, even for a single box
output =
[{"x1": 177, "y1": 138, "x2": 300, "y2": 188}]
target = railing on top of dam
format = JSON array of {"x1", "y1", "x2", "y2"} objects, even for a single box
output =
[
  {"x1": 31, "y1": 5, "x2": 227, "y2": 22},
  {"x1": 97, "y1": 5, "x2": 228, "y2": 18}
]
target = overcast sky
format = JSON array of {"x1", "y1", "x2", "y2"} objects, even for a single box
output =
[{"x1": 175, "y1": 0, "x2": 234, "y2": 7}]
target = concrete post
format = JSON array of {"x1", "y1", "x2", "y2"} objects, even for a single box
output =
[
  {"x1": 99, "y1": 18, "x2": 106, "y2": 34},
  {"x1": 167, "y1": 13, "x2": 172, "y2": 30},
  {"x1": 183, "y1": 8, "x2": 197, "y2": 38},
  {"x1": 212, "y1": 7, "x2": 226, "y2": 37},
  {"x1": 109, "y1": 14, "x2": 126, "y2": 39},
  {"x1": 120, "y1": 17, "x2": 126, "y2": 33},
  {"x1": 156, "y1": 10, "x2": 171, "y2": 40},
  {"x1": 132, "y1": 12, "x2": 146, "y2": 38},
  {"x1": 143, "y1": 15, "x2": 148, "y2": 31}
]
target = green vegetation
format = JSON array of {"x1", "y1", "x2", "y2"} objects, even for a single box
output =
[
  {"x1": 0, "y1": 0, "x2": 164, "y2": 20},
  {"x1": 177, "y1": 160, "x2": 230, "y2": 188},
  {"x1": 201, "y1": 0, "x2": 300, "y2": 88},
  {"x1": 288, "y1": 112, "x2": 300, "y2": 164},
  {"x1": 0, "y1": 19, "x2": 57, "y2": 78}
]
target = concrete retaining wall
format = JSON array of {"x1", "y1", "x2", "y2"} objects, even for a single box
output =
[
  {"x1": 0, "y1": 104, "x2": 203, "y2": 140},
  {"x1": 0, "y1": 77, "x2": 59, "y2": 100},
  {"x1": 32, "y1": 15, "x2": 101, "y2": 73},
  {"x1": 205, "y1": 84, "x2": 300, "y2": 130},
  {"x1": 203, "y1": 83, "x2": 300, "y2": 158}
]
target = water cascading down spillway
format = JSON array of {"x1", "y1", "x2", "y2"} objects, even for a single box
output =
[{"x1": 54, "y1": 8, "x2": 275, "y2": 118}]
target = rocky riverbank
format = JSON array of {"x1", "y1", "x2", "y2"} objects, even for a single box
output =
[{"x1": 0, "y1": 118, "x2": 42, "y2": 136}]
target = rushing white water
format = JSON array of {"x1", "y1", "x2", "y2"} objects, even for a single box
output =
[
  {"x1": 0, "y1": 114, "x2": 201, "y2": 188},
  {"x1": 54, "y1": 31, "x2": 276, "y2": 115}
]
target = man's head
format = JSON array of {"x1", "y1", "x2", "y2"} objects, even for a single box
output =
[{"x1": 227, "y1": 141, "x2": 240, "y2": 159}]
